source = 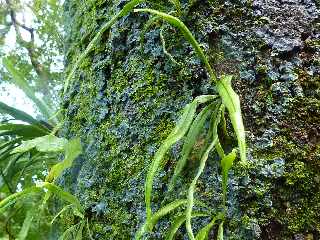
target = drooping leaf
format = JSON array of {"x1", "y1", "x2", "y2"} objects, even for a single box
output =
[
  {"x1": 136, "y1": 199, "x2": 188, "y2": 239},
  {"x1": 217, "y1": 222, "x2": 224, "y2": 240},
  {"x1": 144, "y1": 95, "x2": 215, "y2": 224},
  {"x1": 169, "y1": 103, "x2": 214, "y2": 191},
  {"x1": 0, "y1": 101, "x2": 38, "y2": 125},
  {"x1": 216, "y1": 75, "x2": 246, "y2": 162},
  {"x1": 0, "y1": 123, "x2": 49, "y2": 138},
  {"x1": 12, "y1": 135, "x2": 68, "y2": 154},
  {"x1": 150, "y1": 199, "x2": 187, "y2": 230},
  {"x1": 50, "y1": 204, "x2": 73, "y2": 225},
  {"x1": 46, "y1": 138, "x2": 82, "y2": 182},
  {"x1": 75, "y1": 221, "x2": 85, "y2": 240},
  {"x1": 63, "y1": 0, "x2": 145, "y2": 94},
  {"x1": 0, "y1": 182, "x2": 82, "y2": 214},
  {"x1": 166, "y1": 212, "x2": 208, "y2": 240},
  {"x1": 221, "y1": 149, "x2": 237, "y2": 206},
  {"x1": 0, "y1": 186, "x2": 43, "y2": 214},
  {"x1": 186, "y1": 105, "x2": 223, "y2": 240},
  {"x1": 133, "y1": 8, "x2": 217, "y2": 82},
  {"x1": 16, "y1": 209, "x2": 34, "y2": 240},
  {"x1": 195, "y1": 214, "x2": 223, "y2": 240}
]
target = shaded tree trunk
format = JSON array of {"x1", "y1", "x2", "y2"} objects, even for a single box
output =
[{"x1": 62, "y1": 0, "x2": 319, "y2": 239}]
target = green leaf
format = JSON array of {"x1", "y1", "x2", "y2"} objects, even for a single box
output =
[
  {"x1": 16, "y1": 210, "x2": 34, "y2": 240},
  {"x1": 0, "y1": 186, "x2": 43, "y2": 214},
  {"x1": 12, "y1": 135, "x2": 68, "y2": 153},
  {"x1": 216, "y1": 75, "x2": 246, "y2": 162},
  {"x1": 0, "y1": 137, "x2": 22, "y2": 152},
  {"x1": 166, "y1": 212, "x2": 208, "y2": 240},
  {"x1": 0, "y1": 101, "x2": 38, "y2": 125},
  {"x1": 43, "y1": 183, "x2": 82, "y2": 212},
  {"x1": 50, "y1": 204, "x2": 73, "y2": 225},
  {"x1": 2, "y1": 57, "x2": 53, "y2": 120},
  {"x1": 0, "y1": 123, "x2": 49, "y2": 138},
  {"x1": 46, "y1": 138, "x2": 82, "y2": 182},
  {"x1": 186, "y1": 104, "x2": 223, "y2": 240},
  {"x1": 169, "y1": 103, "x2": 214, "y2": 191},
  {"x1": 0, "y1": 182, "x2": 82, "y2": 215},
  {"x1": 58, "y1": 223, "x2": 80, "y2": 240},
  {"x1": 75, "y1": 221, "x2": 85, "y2": 240},
  {"x1": 63, "y1": 0, "x2": 145, "y2": 94},
  {"x1": 144, "y1": 95, "x2": 215, "y2": 225},
  {"x1": 133, "y1": 8, "x2": 217, "y2": 82},
  {"x1": 195, "y1": 214, "x2": 223, "y2": 240},
  {"x1": 136, "y1": 199, "x2": 188, "y2": 239},
  {"x1": 221, "y1": 149, "x2": 237, "y2": 206},
  {"x1": 217, "y1": 222, "x2": 224, "y2": 240},
  {"x1": 150, "y1": 199, "x2": 187, "y2": 230}
]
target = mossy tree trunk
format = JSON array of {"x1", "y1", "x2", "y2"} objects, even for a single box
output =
[{"x1": 62, "y1": 0, "x2": 319, "y2": 239}]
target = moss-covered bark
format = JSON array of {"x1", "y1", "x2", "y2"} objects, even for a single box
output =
[{"x1": 61, "y1": 0, "x2": 319, "y2": 239}]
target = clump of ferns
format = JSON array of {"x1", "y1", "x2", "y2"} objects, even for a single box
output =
[
  {"x1": 133, "y1": 9, "x2": 246, "y2": 238},
  {"x1": 61, "y1": 1, "x2": 247, "y2": 239}
]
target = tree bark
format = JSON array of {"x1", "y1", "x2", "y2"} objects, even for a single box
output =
[{"x1": 62, "y1": 0, "x2": 320, "y2": 239}]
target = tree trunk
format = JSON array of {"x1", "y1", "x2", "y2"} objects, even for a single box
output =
[{"x1": 62, "y1": 0, "x2": 319, "y2": 239}]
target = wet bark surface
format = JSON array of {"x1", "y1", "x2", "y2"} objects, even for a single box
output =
[{"x1": 62, "y1": 0, "x2": 319, "y2": 239}]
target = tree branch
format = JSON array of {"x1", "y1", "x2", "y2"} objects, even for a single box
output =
[{"x1": 5, "y1": 0, "x2": 50, "y2": 86}]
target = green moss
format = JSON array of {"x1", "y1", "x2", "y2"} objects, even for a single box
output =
[{"x1": 61, "y1": 0, "x2": 320, "y2": 239}]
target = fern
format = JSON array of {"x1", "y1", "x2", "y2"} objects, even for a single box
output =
[
  {"x1": 133, "y1": 8, "x2": 217, "y2": 83},
  {"x1": 46, "y1": 138, "x2": 82, "y2": 182},
  {"x1": 168, "y1": 103, "x2": 215, "y2": 191},
  {"x1": 216, "y1": 76, "x2": 246, "y2": 162},
  {"x1": 195, "y1": 213, "x2": 224, "y2": 240},
  {"x1": 144, "y1": 95, "x2": 216, "y2": 224},
  {"x1": 166, "y1": 212, "x2": 209, "y2": 240},
  {"x1": 186, "y1": 105, "x2": 223, "y2": 239}
]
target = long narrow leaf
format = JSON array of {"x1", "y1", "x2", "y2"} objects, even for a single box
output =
[
  {"x1": 195, "y1": 214, "x2": 223, "y2": 240},
  {"x1": 75, "y1": 221, "x2": 85, "y2": 240},
  {"x1": 169, "y1": 103, "x2": 214, "y2": 191},
  {"x1": 16, "y1": 209, "x2": 34, "y2": 240},
  {"x1": 136, "y1": 199, "x2": 187, "y2": 239},
  {"x1": 0, "y1": 123, "x2": 49, "y2": 138},
  {"x1": 46, "y1": 138, "x2": 82, "y2": 182},
  {"x1": 145, "y1": 95, "x2": 215, "y2": 225},
  {"x1": 166, "y1": 212, "x2": 208, "y2": 240},
  {"x1": 151, "y1": 199, "x2": 187, "y2": 230},
  {"x1": 0, "y1": 186, "x2": 43, "y2": 214},
  {"x1": 216, "y1": 75, "x2": 246, "y2": 162},
  {"x1": 186, "y1": 105, "x2": 223, "y2": 240},
  {"x1": 217, "y1": 222, "x2": 224, "y2": 240},
  {"x1": 133, "y1": 8, "x2": 217, "y2": 82},
  {"x1": 221, "y1": 149, "x2": 237, "y2": 207},
  {"x1": 0, "y1": 101, "x2": 38, "y2": 124},
  {"x1": 58, "y1": 223, "x2": 80, "y2": 240},
  {"x1": 12, "y1": 135, "x2": 68, "y2": 153},
  {"x1": 0, "y1": 137, "x2": 22, "y2": 152},
  {"x1": 41, "y1": 182, "x2": 83, "y2": 211},
  {"x1": 51, "y1": 204, "x2": 73, "y2": 225},
  {"x1": 0, "y1": 182, "x2": 82, "y2": 216}
]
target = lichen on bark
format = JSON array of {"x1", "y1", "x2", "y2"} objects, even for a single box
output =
[{"x1": 61, "y1": 0, "x2": 319, "y2": 239}]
